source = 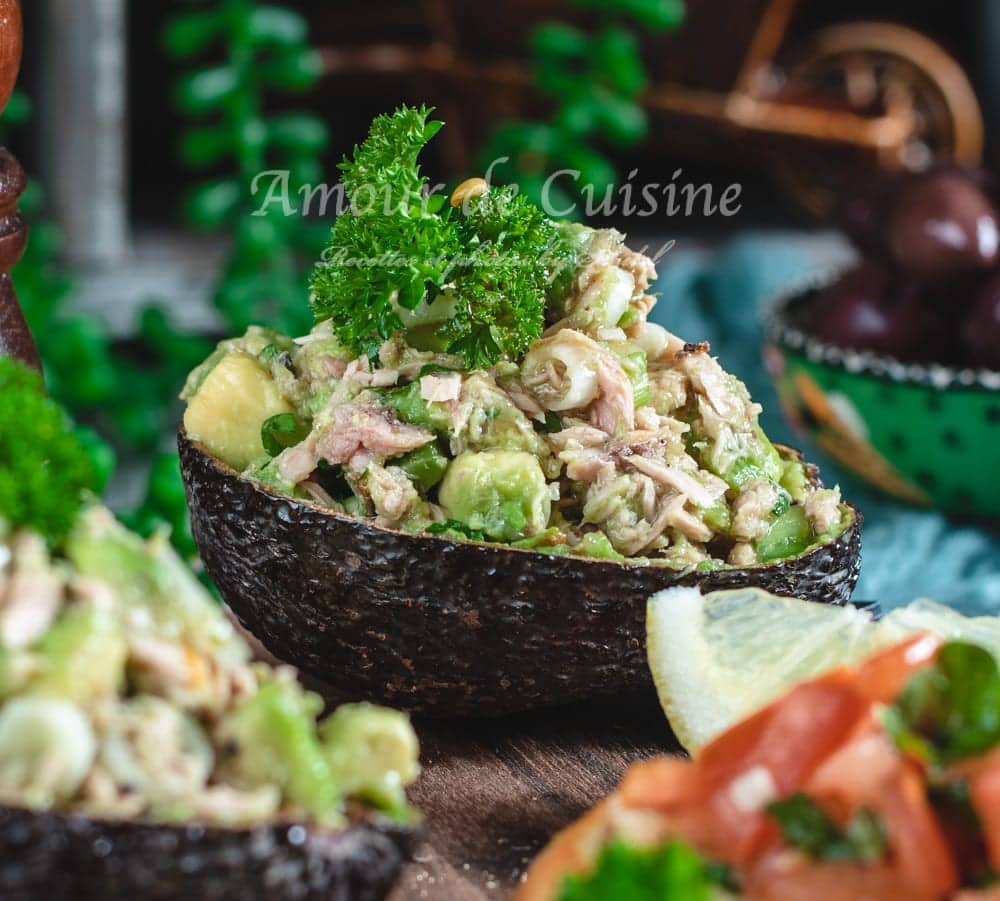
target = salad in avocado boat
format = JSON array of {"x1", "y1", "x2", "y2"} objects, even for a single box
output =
[
  {"x1": 182, "y1": 106, "x2": 848, "y2": 570},
  {"x1": 0, "y1": 358, "x2": 419, "y2": 899}
]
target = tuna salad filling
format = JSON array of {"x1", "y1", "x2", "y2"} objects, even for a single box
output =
[
  {"x1": 0, "y1": 507, "x2": 419, "y2": 828},
  {"x1": 182, "y1": 107, "x2": 849, "y2": 570}
]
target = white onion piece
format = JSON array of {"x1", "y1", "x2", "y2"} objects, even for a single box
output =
[
  {"x1": 631, "y1": 322, "x2": 672, "y2": 360},
  {"x1": 522, "y1": 331, "x2": 602, "y2": 411},
  {"x1": 0, "y1": 698, "x2": 96, "y2": 807},
  {"x1": 101, "y1": 697, "x2": 213, "y2": 803}
]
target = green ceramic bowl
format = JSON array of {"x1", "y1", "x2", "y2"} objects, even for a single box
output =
[{"x1": 764, "y1": 279, "x2": 1000, "y2": 520}]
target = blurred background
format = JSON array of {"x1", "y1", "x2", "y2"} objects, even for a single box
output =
[{"x1": 7, "y1": 0, "x2": 999, "y2": 607}]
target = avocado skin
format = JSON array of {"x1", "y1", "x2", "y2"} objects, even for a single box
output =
[
  {"x1": 0, "y1": 805, "x2": 416, "y2": 900},
  {"x1": 179, "y1": 432, "x2": 862, "y2": 716}
]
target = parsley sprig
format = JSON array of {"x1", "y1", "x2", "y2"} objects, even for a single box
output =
[
  {"x1": 309, "y1": 106, "x2": 577, "y2": 368},
  {"x1": 0, "y1": 358, "x2": 97, "y2": 545},
  {"x1": 884, "y1": 641, "x2": 1000, "y2": 766}
]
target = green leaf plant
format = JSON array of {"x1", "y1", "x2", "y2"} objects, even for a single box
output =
[
  {"x1": 166, "y1": 0, "x2": 330, "y2": 337},
  {"x1": 479, "y1": 0, "x2": 684, "y2": 216}
]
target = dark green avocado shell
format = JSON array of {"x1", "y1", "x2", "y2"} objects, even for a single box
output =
[
  {"x1": 179, "y1": 431, "x2": 862, "y2": 716},
  {"x1": 0, "y1": 805, "x2": 417, "y2": 900}
]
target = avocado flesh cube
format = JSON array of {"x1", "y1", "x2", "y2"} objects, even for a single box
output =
[
  {"x1": 755, "y1": 505, "x2": 814, "y2": 563},
  {"x1": 699, "y1": 498, "x2": 731, "y2": 535},
  {"x1": 319, "y1": 703, "x2": 419, "y2": 818},
  {"x1": 218, "y1": 679, "x2": 339, "y2": 825},
  {"x1": 779, "y1": 458, "x2": 810, "y2": 502},
  {"x1": 438, "y1": 450, "x2": 550, "y2": 542},
  {"x1": 183, "y1": 351, "x2": 293, "y2": 472},
  {"x1": 720, "y1": 427, "x2": 784, "y2": 490}
]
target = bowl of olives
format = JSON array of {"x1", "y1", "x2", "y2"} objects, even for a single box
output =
[{"x1": 765, "y1": 165, "x2": 1000, "y2": 520}]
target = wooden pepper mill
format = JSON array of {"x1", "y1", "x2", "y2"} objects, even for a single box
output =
[{"x1": 0, "y1": 0, "x2": 36, "y2": 371}]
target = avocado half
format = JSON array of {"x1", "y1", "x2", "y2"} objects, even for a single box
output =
[
  {"x1": 0, "y1": 805, "x2": 417, "y2": 900},
  {"x1": 179, "y1": 431, "x2": 862, "y2": 716}
]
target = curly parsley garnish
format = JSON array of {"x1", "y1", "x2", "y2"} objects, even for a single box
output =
[
  {"x1": 309, "y1": 106, "x2": 577, "y2": 369},
  {"x1": 0, "y1": 357, "x2": 97, "y2": 545}
]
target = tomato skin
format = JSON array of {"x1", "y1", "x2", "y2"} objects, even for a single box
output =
[
  {"x1": 967, "y1": 754, "x2": 1000, "y2": 873},
  {"x1": 878, "y1": 758, "x2": 959, "y2": 896},
  {"x1": 621, "y1": 672, "x2": 872, "y2": 866},
  {"x1": 745, "y1": 850, "x2": 935, "y2": 901},
  {"x1": 854, "y1": 633, "x2": 940, "y2": 703},
  {"x1": 805, "y1": 725, "x2": 900, "y2": 818},
  {"x1": 696, "y1": 671, "x2": 871, "y2": 793},
  {"x1": 618, "y1": 757, "x2": 698, "y2": 810},
  {"x1": 796, "y1": 723, "x2": 958, "y2": 898},
  {"x1": 953, "y1": 888, "x2": 1000, "y2": 900}
]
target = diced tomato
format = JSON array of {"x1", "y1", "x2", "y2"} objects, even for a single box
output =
[
  {"x1": 953, "y1": 888, "x2": 1000, "y2": 900},
  {"x1": 617, "y1": 756, "x2": 767, "y2": 865},
  {"x1": 622, "y1": 672, "x2": 873, "y2": 866},
  {"x1": 968, "y1": 756, "x2": 1000, "y2": 872},
  {"x1": 618, "y1": 757, "x2": 699, "y2": 810},
  {"x1": 745, "y1": 849, "x2": 935, "y2": 901},
  {"x1": 878, "y1": 757, "x2": 959, "y2": 896},
  {"x1": 854, "y1": 634, "x2": 940, "y2": 704},
  {"x1": 697, "y1": 671, "x2": 871, "y2": 795},
  {"x1": 608, "y1": 639, "x2": 957, "y2": 885},
  {"x1": 805, "y1": 726, "x2": 901, "y2": 818}
]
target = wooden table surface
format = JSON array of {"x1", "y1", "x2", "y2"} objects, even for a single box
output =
[{"x1": 389, "y1": 691, "x2": 682, "y2": 900}]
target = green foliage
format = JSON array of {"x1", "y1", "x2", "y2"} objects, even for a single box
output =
[
  {"x1": 311, "y1": 107, "x2": 576, "y2": 368},
  {"x1": 558, "y1": 840, "x2": 727, "y2": 901},
  {"x1": 4, "y1": 0, "x2": 328, "y2": 561},
  {"x1": 167, "y1": 0, "x2": 329, "y2": 337},
  {"x1": 480, "y1": 0, "x2": 684, "y2": 214},
  {"x1": 885, "y1": 641, "x2": 1000, "y2": 766},
  {"x1": 767, "y1": 793, "x2": 888, "y2": 863},
  {"x1": 0, "y1": 358, "x2": 96, "y2": 545}
]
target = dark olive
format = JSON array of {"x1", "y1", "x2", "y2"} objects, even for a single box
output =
[
  {"x1": 888, "y1": 171, "x2": 1000, "y2": 277},
  {"x1": 810, "y1": 262, "x2": 944, "y2": 362},
  {"x1": 960, "y1": 270, "x2": 1000, "y2": 370},
  {"x1": 834, "y1": 172, "x2": 901, "y2": 258}
]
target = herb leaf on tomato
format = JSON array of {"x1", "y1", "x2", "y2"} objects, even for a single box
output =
[
  {"x1": 885, "y1": 641, "x2": 1000, "y2": 765},
  {"x1": 558, "y1": 840, "x2": 734, "y2": 901},
  {"x1": 767, "y1": 793, "x2": 887, "y2": 863}
]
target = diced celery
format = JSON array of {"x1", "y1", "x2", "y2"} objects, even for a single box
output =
[
  {"x1": 394, "y1": 443, "x2": 449, "y2": 493},
  {"x1": 754, "y1": 506, "x2": 813, "y2": 563}
]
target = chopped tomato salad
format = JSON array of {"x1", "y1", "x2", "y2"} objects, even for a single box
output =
[{"x1": 520, "y1": 636, "x2": 1000, "y2": 900}]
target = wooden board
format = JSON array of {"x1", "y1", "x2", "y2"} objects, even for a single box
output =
[{"x1": 389, "y1": 691, "x2": 682, "y2": 900}]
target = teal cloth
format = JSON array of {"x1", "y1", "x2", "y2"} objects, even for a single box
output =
[{"x1": 647, "y1": 232, "x2": 1000, "y2": 614}]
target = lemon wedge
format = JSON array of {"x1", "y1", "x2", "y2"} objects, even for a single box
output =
[{"x1": 646, "y1": 587, "x2": 1000, "y2": 754}]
